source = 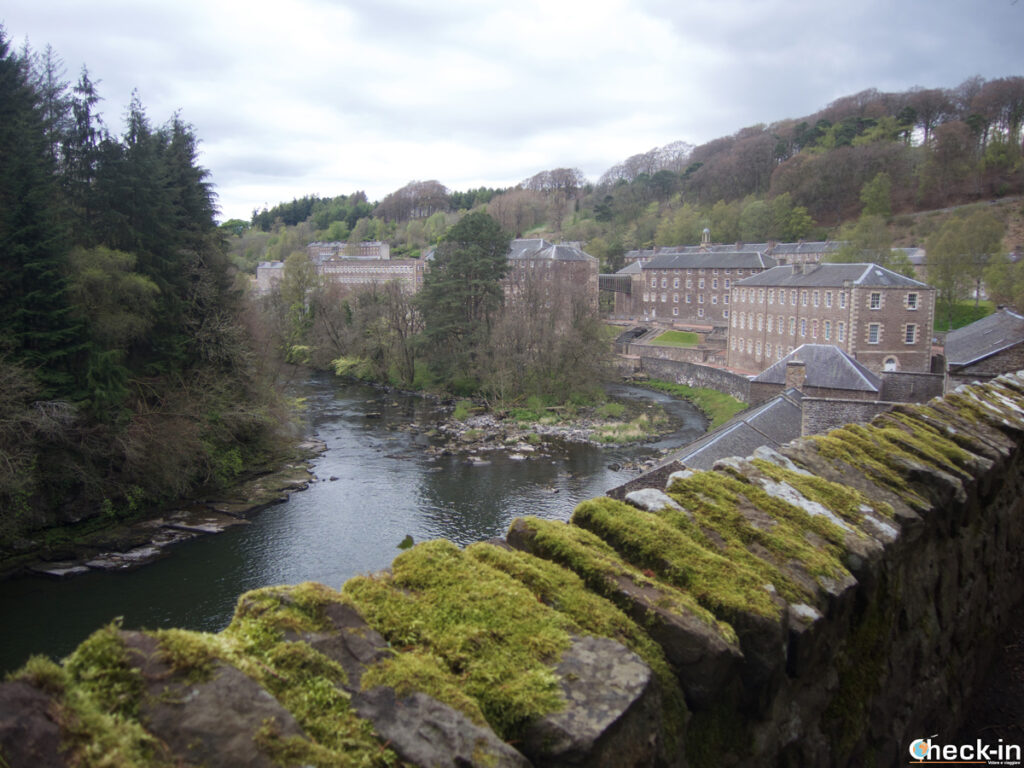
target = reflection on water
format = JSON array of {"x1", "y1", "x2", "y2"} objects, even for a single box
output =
[{"x1": 0, "y1": 374, "x2": 706, "y2": 673}]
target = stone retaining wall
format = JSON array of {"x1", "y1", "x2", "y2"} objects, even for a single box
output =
[
  {"x1": 638, "y1": 353, "x2": 751, "y2": 402},
  {"x1": 5, "y1": 375, "x2": 1024, "y2": 767}
]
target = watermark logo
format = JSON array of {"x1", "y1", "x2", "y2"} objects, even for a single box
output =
[
  {"x1": 909, "y1": 735, "x2": 936, "y2": 760},
  {"x1": 907, "y1": 734, "x2": 1021, "y2": 765}
]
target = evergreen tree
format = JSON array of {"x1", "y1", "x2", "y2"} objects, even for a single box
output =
[
  {"x1": 417, "y1": 212, "x2": 510, "y2": 385},
  {"x1": 0, "y1": 30, "x2": 82, "y2": 395}
]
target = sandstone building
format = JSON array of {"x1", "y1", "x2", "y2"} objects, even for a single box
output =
[{"x1": 727, "y1": 263, "x2": 935, "y2": 374}]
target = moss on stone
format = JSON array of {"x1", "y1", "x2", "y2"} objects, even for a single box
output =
[
  {"x1": 749, "y1": 457, "x2": 893, "y2": 523},
  {"x1": 53, "y1": 621, "x2": 162, "y2": 767},
  {"x1": 659, "y1": 471, "x2": 852, "y2": 608},
  {"x1": 342, "y1": 539, "x2": 572, "y2": 740},
  {"x1": 508, "y1": 516, "x2": 738, "y2": 645},
  {"x1": 811, "y1": 427, "x2": 930, "y2": 510},
  {"x1": 151, "y1": 628, "x2": 220, "y2": 684},
  {"x1": 465, "y1": 541, "x2": 689, "y2": 751},
  {"x1": 222, "y1": 585, "x2": 400, "y2": 766},
  {"x1": 572, "y1": 497, "x2": 784, "y2": 621}
]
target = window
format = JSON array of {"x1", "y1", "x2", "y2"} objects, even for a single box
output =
[
  {"x1": 767, "y1": 315, "x2": 773, "y2": 333},
  {"x1": 732, "y1": 313, "x2": 738, "y2": 328},
  {"x1": 740, "y1": 289, "x2": 747, "y2": 303},
  {"x1": 712, "y1": 278, "x2": 719, "y2": 289},
  {"x1": 812, "y1": 319, "x2": 818, "y2": 338},
  {"x1": 661, "y1": 278, "x2": 668, "y2": 289},
  {"x1": 699, "y1": 278, "x2": 705, "y2": 289},
  {"x1": 800, "y1": 318, "x2": 807, "y2": 337},
  {"x1": 868, "y1": 323, "x2": 880, "y2": 344},
  {"x1": 824, "y1": 320, "x2": 831, "y2": 340},
  {"x1": 756, "y1": 340, "x2": 762, "y2": 358},
  {"x1": 765, "y1": 342, "x2": 771, "y2": 358},
  {"x1": 825, "y1": 291, "x2": 833, "y2": 308},
  {"x1": 661, "y1": 293, "x2": 667, "y2": 303},
  {"x1": 757, "y1": 314, "x2": 764, "y2": 331},
  {"x1": 724, "y1": 279, "x2": 731, "y2": 289},
  {"x1": 906, "y1": 292, "x2": 919, "y2": 310},
  {"x1": 869, "y1": 292, "x2": 881, "y2": 309},
  {"x1": 789, "y1": 317, "x2": 796, "y2": 336},
  {"x1": 686, "y1": 279, "x2": 693, "y2": 289},
  {"x1": 642, "y1": 293, "x2": 649, "y2": 303},
  {"x1": 812, "y1": 291, "x2": 820, "y2": 307},
  {"x1": 730, "y1": 336, "x2": 736, "y2": 350},
  {"x1": 838, "y1": 322, "x2": 846, "y2": 342},
  {"x1": 768, "y1": 289, "x2": 775, "y2": 305},
  {"x1": 747, "y1": 339, "x2": 753, "y2": 354},
  {"x1": 686, "y1": 294, "x2": 692, "y2": 303},
  {"x1": 723, "y1": 308, "x2": 729, "y2": 319},
  {"x1": 673, "y1": 277, "x2": 680, "y2": 288},
  {"x1": 905, "y1": 324, "x2": 917, "y2": 344},
  {"x1": 791, "y1": 289, "x2": 798, "y2": 306},
  {"x1": 673, "y1": 293, "x2": 679, "y2": 303},
  {"x1": 672, "y1": 306, "x2": 679, "y2": 316},
  {"x1": 711, "y1": 295, "x2": 718, "y2": 304},
  {"x1": 697, "y1": 308, "x2": 704, "y2": 318},
  {"x1": 801, "y1": 290, "x2": 808, "y2": 306},
  {"x1": 839, "y1": 292, "x2": 847, "y2": 309},
  {"x1": 758, "y1": 289, "x2": 765, "y2": 304},
  {"x1": 884, "y1": 357, "x2": 898, "y2": 372},
  {"x1": 650, "y1": 277, "x2": 657, "y2": 288},
  {"x1": 723, "y1": 294, "x2": 729, "y2": 305},
  {"x1": 698, "y1": 293, "x2": 705, "y2": 304}
]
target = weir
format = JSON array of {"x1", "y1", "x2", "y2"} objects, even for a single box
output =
[{"x1": 3, "y1": 372, "x2": 1024, "y2": 767}]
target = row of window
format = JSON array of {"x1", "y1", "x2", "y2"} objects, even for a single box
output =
[
  {"x1": 651, "y1": 277, "x2": 733, "y2": 290},
  {"x1": 642, "y1": 292, "x2": 729, "y2": 305},
  {"x1": 730, "y1": 318, "x2": 918, "y2": 345},
  {"x1": 732, "y1": 288, "x2": 921, "y2": 311}
]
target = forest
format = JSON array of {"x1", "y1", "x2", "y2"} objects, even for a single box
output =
[
  {"x1": 0, "y1": 30, "x2": 285, "y2": 546},
  {"x1": 233, "y1": 76, "x2": 1024, "y2": 273}
]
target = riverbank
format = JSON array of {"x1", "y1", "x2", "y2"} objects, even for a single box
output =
[{"x1": 0, "y1": 439, "x2": 326, "y2": 582}]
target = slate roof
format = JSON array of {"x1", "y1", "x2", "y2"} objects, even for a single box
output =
[
  {"x1": 945, "y1": 308, "x2": 1024, "y2": 367},
  {"x1": 752, "y1": 344, "x2": 881, "y2": 393},
  {"x1": 667, "y1": 389, "x2": 804, "y2": 471},
  {"x1": 642, "y1": 251, "x2": 776, "y2": 271},
  {"x1": 616, "y1": 261, "x2": 644, "y2": 275},
  {"x1": 734, "y1": 263, "x2": 929, "y2": 289},
  {"x1": 766, "y1": 241, "x2": 844, "y2": 256},
  {"x1": 508, "y1": 239, "x2": 597, "y2": 262}
]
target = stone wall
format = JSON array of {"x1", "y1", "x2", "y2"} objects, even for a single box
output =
[
  {"x1": 880, "y1": 370, "x2": 945, "y2": 402},
  {"x1": 639, "y1": 353, "x2": 751, "y2": 402},
  {"x1": 5, "y1": 375, "x2": 1024, "y2": 767},
  {"x1": 800, "y1": 396, "x2": 896, "y2": 435},
  {"x1": 948, "y1": 344, "x2": 1024, "y2": 391}
]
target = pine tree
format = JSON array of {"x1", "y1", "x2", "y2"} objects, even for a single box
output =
[{"x1": 0, "y1": 30, "x2": 82, "y2": 396}]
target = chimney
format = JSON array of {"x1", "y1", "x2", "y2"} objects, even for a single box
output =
[
  {"x1": 793, "y1": 264, "x2": 804, "y2": 275},
  {"x1": 785, "y1": 359, "x2": 807, "y2": 391}
]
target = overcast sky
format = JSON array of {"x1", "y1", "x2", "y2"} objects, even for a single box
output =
[{"x1": 3, "y1": 0, "x2": 1021, "y2": 222}]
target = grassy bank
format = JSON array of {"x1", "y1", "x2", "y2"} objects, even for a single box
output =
[
  {"x1": 651, "y1": 330, "x2": 701, "y2": 347},
  {"x1": 641, "y1": 380, "x2": 747, "y2": 429}
]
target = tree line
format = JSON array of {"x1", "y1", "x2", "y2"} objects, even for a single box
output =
[
  {"x1": 255, "y1": 212, "x2": 610, "y2": 406},
  {"x1": 0, "y1": 28, "x2": 283, "y2": 545}
]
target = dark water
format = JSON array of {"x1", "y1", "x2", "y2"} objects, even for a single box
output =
[{"x1": 0, "y1": 376, "x2": 706, "y2": 674}]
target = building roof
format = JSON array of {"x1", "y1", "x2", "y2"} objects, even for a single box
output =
[
  {"x1": 752, "y1": 344, "x2": 881, "y2": 392},
  {"x1": 734, "y1": 262, "x2": 930, "y2": 289},
  {"x1": 668, "y1": 389, "x2": 804, "y2": 471},
  {"x1": 767, "y1": 241, "x2": 844, "y2": 256},
  {"x1": 508, "y1": 239, "x2": 598, "y2": 262},
  {"x1": 643, "y1": 251, "x2": 776, "y2": 271},
  {"x1": 615, "y1": 261, "x2": 644, "y2": 275},
  {"x1": 945, "y1": 308, "x2": 1024, "y2": 367}
]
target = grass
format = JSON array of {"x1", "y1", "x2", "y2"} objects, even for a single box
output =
[
  {"x1": 936, "y1": 299, "x2": 995, "y2": 332},
  {"x1": 652, "y1": 330, "x2": 701, "y2": 348},
  {"x1": 643, "y1": 379, "x2": 747, "y2": 429}
]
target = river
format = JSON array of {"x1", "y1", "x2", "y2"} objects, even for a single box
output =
[{"x1": 0, "y1": 375, "x2": 707, "y2": 674}]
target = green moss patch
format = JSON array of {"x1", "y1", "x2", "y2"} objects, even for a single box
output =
[
  {"x1": 221, "y1": 584, "x2": 400, "y2": 766},
  {"x1": 507, "y1": 516, "x2": 736, "y2": 645},
  {"x1": 571, "y1": 497, "x2": 783, "y2": 621},
  {"x1": 342, "y1": 539, "x2": 573, "y2": 739},
  {"x1": 748, "y1": 458, "x2": 893, "y2": 524},
  {"x1": 464, "y1": 540, "x2": 689, "y2": 749}
]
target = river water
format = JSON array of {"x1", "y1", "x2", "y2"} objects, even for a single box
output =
[{"x1": 0, "y1": 375, "x2": 706, "y2": 674}]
